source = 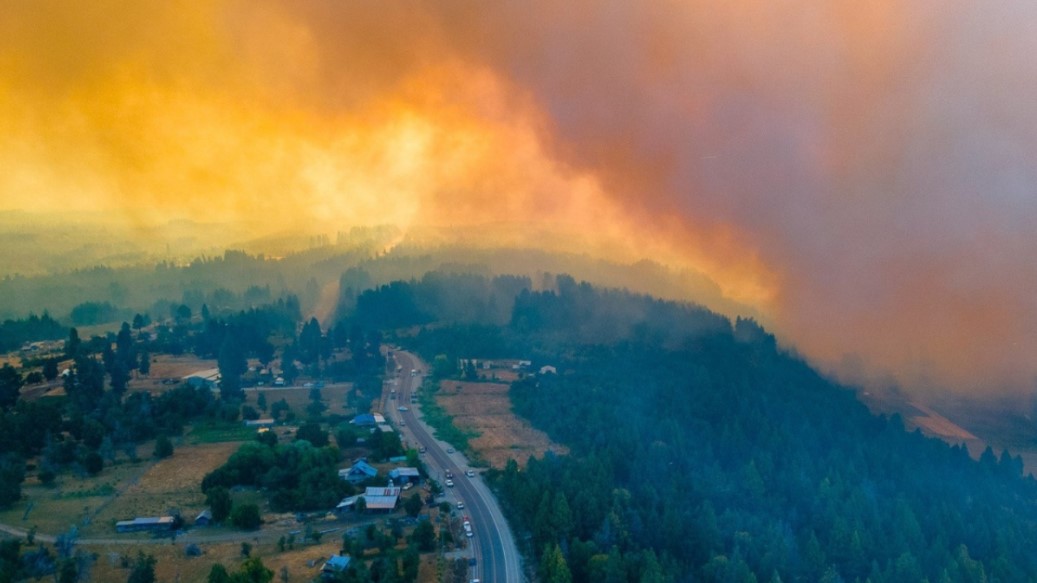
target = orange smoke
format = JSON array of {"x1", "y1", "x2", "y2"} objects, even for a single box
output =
[{"x1": 4, "y1": 1, "x2": 1037, "y2": 393}]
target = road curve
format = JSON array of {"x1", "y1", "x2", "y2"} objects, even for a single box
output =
[{"x1": 393, "y1": 350, "x2": 524, "y2": 583}]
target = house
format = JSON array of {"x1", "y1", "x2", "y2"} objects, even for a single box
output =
[
  {"x1": 338, "y1": 460, "x2": 378, "y2": 484},
  {"x1": 322, "y1": 555, "x2": 351, "y2": 578},
  {"x1": 361, "y1": 484, "x2": 402, "y2": 512},
  {"x1": 116, "y1": 516, "x2": 176, "y2": 533},
  {"x1": 183, "y1": 368, "x2": 220, "y2": 390},
  {"x1": 334, "y1": 483, "x2": 403, "y2": 515},
  {"x1": 388, "y1": 467, "x2": 421, "y2": 484},
  {"x1": 194, "y1": 509, "x2": 212, "y2": 526},
  {"x1": 350, "y1": 413, "x2": 386, "y2": 427},
  {"x1": 376, "y1": 424, "x2": 395, "y2": 434}
]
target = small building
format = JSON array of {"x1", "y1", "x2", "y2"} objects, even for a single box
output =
[
  {"x1": 116, "y1": 516, "x2": 176, "y2": 533},
  {"x1": 244, "y1": 418, "x2": 275, "y2": 428},
  {"x1": 194, "y1": 509, "x2": 212, "y2": 526},
  {"x1": 183, "y1": 368, "x2": 220, "y2": 390},
  {"x1": 338, "y1": 460, "x2": 378, "y2": 484},
  {"x1": 376, "y1": 424, "x2": 395, "y2": 434},
  {"x1": 322, "y1": 555, "x2": 351, "y2": 578},
  {"x1": 350, "y1": 413, "x2": 386, "y2": 427},
  {"x1": 335, "y1": 495, "x2": 360, "y2": 514},
  {"x1": 388, "y1": 467, "x2": 421, "y2": 484},
  {"x1": 362, "y1": 485, "x2": 402, "y2": 512},
  {"x1": 539, "y1": 365, "x2": 557, "y2": 375}
]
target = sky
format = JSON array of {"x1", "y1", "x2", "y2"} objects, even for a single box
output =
[{"x1": 3, "y1": 1, "x2": 1037, "y2": 394}]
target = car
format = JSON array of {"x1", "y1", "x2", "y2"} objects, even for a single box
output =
[
  {"x1": 456, "y1": 500, "x2": 464, "y2": 509},
  {"x1": 445, "y1": 479, "x2": 454, "y2": 487},
  {"x1": 447, "y1": 448, "x2": 454, "y2": 454},
  {"x1": 398, "y1": 406, "x2": 409, "y2": 411},
  {"x1": 419, "y1": 446, "x2": 426, "y2": 453},
  {"x1": 399, "y1": 420, "x2": 406, "y2": 426},
  {"x1": 465, "y1": 469, "x2": 475, "y2": 478}
]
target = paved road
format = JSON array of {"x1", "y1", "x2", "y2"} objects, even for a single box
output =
[{"x1": 393, "y1": 350, "x2": 524, "y2": 583}]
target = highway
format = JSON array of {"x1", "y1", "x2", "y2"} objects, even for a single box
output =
[{"x1": 392, "y1": 350, "x2": 523, "y2": 583}]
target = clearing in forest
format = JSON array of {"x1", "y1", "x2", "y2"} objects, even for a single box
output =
[{"x1": 435, "y1": 379, "x2": 567, "y2": 468}]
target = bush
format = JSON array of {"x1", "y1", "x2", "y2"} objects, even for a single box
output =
[
  {"x1": 153, "y1": 435, "x2": 173, "y2": 459},
  {"x1": 83, "y1": 452, "x2": 103, "y2": 476},
  {"x1": 230, "y1": 503, "x2": 262, "y2": 530}
]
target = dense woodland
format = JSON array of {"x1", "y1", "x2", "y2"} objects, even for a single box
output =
[{"x1": 347, "y1": 273, "x2": 1037, "y2": 582}]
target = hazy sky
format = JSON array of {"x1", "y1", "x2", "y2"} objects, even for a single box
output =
[{"x1": 3, "y1": 1, "x2": 1037, "y2": 394}]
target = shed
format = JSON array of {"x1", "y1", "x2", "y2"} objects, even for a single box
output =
[
  {"x1": 322, "y1": 555, "x2": 352, "y2": 578},
  {"x1": 116, "y1": 516, "x2": 176, "y2": 533},
  {"x1": 350, "y1": 413, "x2": 386, "y2": 427},
  {"x1": 183, "y1": 368, "x2": 220, "y2": 390},
  {"x1": 388, "y1": 467, "x2": 421, "y2": 483},
  {"x1": 244, "y1": 418, "x2": 275, "y2": 428},
  {"x1": 194, "y1": 509, "x2": 212, "y2": 526}
]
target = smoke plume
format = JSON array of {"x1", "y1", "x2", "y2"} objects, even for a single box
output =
[{"x1": 3, "y1": 1, "x2": 1037, "y2": 393}]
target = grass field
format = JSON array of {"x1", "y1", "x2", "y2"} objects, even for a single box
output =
[{"x1": 187, "y1": 421, "x2": 257, "y2": 444}]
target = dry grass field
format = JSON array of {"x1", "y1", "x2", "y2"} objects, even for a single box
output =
[
  {"x1": 435, "y1": 378, "x2": 567, "y2": 468},
  {"x1": 91, "y1": 442, "x2": 241, "y2": 535},
  {"x1": 139, "y1": 354, "x2": 217, "y2": 385},
  {"x1": 0, "y1": 459, "x2": 150, "y2": 536},
  {"x1": 248, "y1": 384, "x2": 352, "y2": 415},
  {"x1": 83, "y1": 538, "x2": 346, "y2": 583}
]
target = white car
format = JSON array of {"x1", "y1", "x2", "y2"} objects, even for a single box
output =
[
  {"x1": 465, "y1": 469, "x2": 475, "y2": 478},
  {"x1": 456, "y1": 500, "x2": 464, "y2": 509},
  {"x1": 445, "y1": 479, "x2": 454, "y2": 487}
]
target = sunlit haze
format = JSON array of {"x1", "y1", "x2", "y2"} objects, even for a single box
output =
[{"x1": 3, "y1": 1, "x2": 1037, "y2": 394}]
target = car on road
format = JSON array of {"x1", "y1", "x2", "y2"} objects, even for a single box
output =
[
  {"x1": 419, "y1": 446, "x2": 426, "y2": 453},
  {"x1": 398, "y1": 406, "x2": 409, "y2": 411},
  {"x1": 445, "y1": 479, "x2": 454, "y2": 487},
  {"x1": 465, "y1": 469, "x2": 475, "y2": 478},
  {"x1": 456, "y1": 500, "x2": 464, "y2": 509},
  {"x1": 447, "y1": 447, "x2": 454, "y2": 454},
  {"x1": 399, "y1": 420, "x2": 405, "y2": 426}
]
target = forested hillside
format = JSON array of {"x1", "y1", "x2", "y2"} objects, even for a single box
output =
[{"x1": 344, "y1": 273, "x2": 1037, "y2": 582}]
